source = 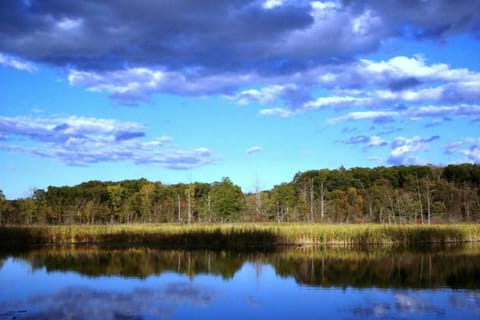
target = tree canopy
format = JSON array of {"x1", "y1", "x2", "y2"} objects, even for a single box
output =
[{"x1": 1, "y1": 164, "x2": 479, "y2": 225}]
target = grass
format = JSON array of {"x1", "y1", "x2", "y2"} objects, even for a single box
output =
[{"x1": 1, "y1": 223, "x2": 480, "y2": 249}]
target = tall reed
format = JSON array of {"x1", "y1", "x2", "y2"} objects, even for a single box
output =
[{"x1": 1, "y1": 223, "x2": 479, "y2": 249}]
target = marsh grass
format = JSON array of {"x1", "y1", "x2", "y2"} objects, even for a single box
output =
[{"x1": 1, "y1": 223, "x2": 480, "y2": 249}]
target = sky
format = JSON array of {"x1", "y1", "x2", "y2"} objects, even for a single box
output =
[{"x1": 1, "y1": 0, "x2": 480, "y2": 199}]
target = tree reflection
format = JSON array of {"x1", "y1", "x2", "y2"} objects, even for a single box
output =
[{"x1": 2, "y1": 244, "x2": 480, "y2": 289}]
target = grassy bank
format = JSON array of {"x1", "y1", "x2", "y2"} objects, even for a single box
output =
[{"x1": 1, "y1": 223, "x2": 480, "y2": 249}]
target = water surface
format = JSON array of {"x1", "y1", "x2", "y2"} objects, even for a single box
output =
[{"x1": 1, "y1": 245, "x2": 479, "y2": 319}]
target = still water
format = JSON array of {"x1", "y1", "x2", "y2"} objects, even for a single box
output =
[{"x1": 1, "y1": 245, "x2": 480, "y2": 319}]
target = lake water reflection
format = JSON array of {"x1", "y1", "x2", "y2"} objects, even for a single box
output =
[{"x1": 1, "y1": 245, "x2": 480, "y2": 319}]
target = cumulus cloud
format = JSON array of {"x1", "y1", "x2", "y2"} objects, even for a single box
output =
[
  {"x1": 387, "y1": 136, "x2": 440, "y2": 165},
  {"x1": 232, "y1": 84, "x2": 309, "y2": 107},
  {"x1": 2, "y1": 0, "x2": 479, "y2": 72},
  {"x1": 0, "y1": 115, "x2": 214, "y2": 169},
  {"x1": 257, "y1": 55, "x2": 480, "y2": 119},
  {"x1": 368, "y1": 136, "x2": 388, "y2": 147},
  {"x1": 68, "y1": 68, "x2": 260, "y2": 104},
  {"x1": 463, "y1": 143, "x2": 480, "y2": 163},
  {"x1": 445, "y1": 138, "x2": 480, "y2": 163},
  {"x1": 0, "y1": 0, "x2": 314, "y2": 71},
  {"x1": 67, "y1": 52, "x2": 480, "y2": 110},
  {"x1": 344, "y1": 134, "x2": 480, "y2": 166},
  {"x1": 343, "y1": 135, "x2": 390, "y2": 162},
  {"x1": 345, "y1": 135, "x2": 387, "y2": 148},
  {"x1": 1, "y1": 0, "x2": 479, "y2": 121}
]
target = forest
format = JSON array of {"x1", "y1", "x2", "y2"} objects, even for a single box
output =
[{"x1": 0, "y1": 164, "x2": 479, "y2": 225}]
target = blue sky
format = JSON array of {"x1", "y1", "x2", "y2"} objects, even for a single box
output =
[{"x1": 1, "y1": 0, "x2": 480, "y2": 199}]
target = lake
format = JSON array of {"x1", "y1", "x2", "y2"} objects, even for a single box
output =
[{"x1": 1, "y1": 245, "x2": 480, "y2": 319}]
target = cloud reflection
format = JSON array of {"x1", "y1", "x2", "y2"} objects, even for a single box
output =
[
  {"x1": 394, "y1": 293, "x2": 444, "y2": 315},
  {"x1": 349, "y1": 291, "x2": 451, "y2": 319},
  {"x1": 351, "y1": 303, "x2": 390, "y2": 317},
  {"x1": 0, "y1": 282, "x2": 216, "y2": 320}
]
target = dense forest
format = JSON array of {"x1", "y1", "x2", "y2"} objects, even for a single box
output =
[{"x1": 1, "y1": 164, "x2": 479, "y2": 225}]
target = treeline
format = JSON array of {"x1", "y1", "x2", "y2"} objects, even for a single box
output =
[{"x1": 0, "y1": 164, "x2": 479, "y2": 225}]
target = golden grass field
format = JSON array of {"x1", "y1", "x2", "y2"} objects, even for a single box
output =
[{"x1": 1, "y1": 223, "x2": 480, "y2": 248}]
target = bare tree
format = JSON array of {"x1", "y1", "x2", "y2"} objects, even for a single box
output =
[
  {"x1": 310, "y1": 178, "x2": 314, "y2": 222},
  {"x1": 255, "y1": 175, "x2": 262, "y2": 220},
  {"x1": 416, "y1": 173, "x2": 424, "y2": 224},
  {"x1": 320, "y1": 181, "x2": 325, "y2": 221},
  {"x1": 177, "y1": 194, "x2": 182, "y2": 223}
]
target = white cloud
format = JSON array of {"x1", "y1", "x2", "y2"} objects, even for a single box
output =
[
  {"x1": 327, "y1": 104, "x2": 480, "y2": 124},
  {"x1": 0, "y1": 283, "x2": 216, "y2": 319},
  {"x1": 329, "y1": 111, "x2": 398, "y2": 124},
  {"x1": 279, "y1": 1, "x2": 385, "y2": 59},
  {"x1": 368, "y1": 136, "x2": 387, "y2": 147},
  {"x1": 360, "y1": 55, "x2": 467, "y2": 80},
  {"x1": 462, "y1": 144, "x2": 480, "y2": 163},
  {"x1": 406, "y1": 104, "x2": 480, "y2": 118},
  {"x1": 259, "y1": 108, "x2": 294, "y2": 118},
  {"x1": 66, "y1": 53, "x2": 480, "y2": 120},
  {"x1": 0, "y1": 115, "x2": 214, "y2": 169},
  {"x1": 394, "y1": 293, "x2": 442, "y2": 314},
  {"x1": 263, "y1": 0, "x2": 283, "y2": 9},
  {"x1": 0, "y1": 53, "x2": 37, "y2": 72},
  {"x1": 345, "y1": 135, "x2": 387, "y2": 148},
  {"x1": 246, "y1": 146, "x2": 263, "y2": 154},
  {"x1": 232, "y1": 84, "x2": 298, "y2": 105},
  {"x1": 352, "y1": 10, "x2": 381, "y2": 37},
  {"x1": 387, "y1": 136, "x2": 439, "y2": 165},
  {"x1": 251, "y1": 55, "x2": 480, "y2": 121},
  {"x1": 56, "y1": 17, "x2": 83, "y2": 31},
  {"x1": 69, "y1": 68, "x2": 257, "y2": 103},
  {"x1": 442, "y1": 138, "x2": 480, "y2": 164},
  {"x1": 445, "y1": 141, "x2": 464, "y2": 154},
  {"x1": 303, "y1": 96, "x2": 369, "y2": 111}
]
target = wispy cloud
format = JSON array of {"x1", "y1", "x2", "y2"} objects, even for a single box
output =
[
  {"x1": 258, "y1": 108, "x2": 294, "y2": 118},
  {"x1": 329, "y1": 111, "x2": 399, "y2": 124},
  {"x1": 329, "y1": 104, "x2": 480, "y2": 124},
  {"x1": 345, "y1": 135, "x2": 387, "y2": 148},
  {"x1": 0, "y1": 115, "x2": 214, "y2": 169},
  {"x1": 445, "y1": 141, "x2": 465, "y2": 155},
  {"x1": 0, "y1": 53, "x2": 36, "y2": 72},
  {"x1": 246, "y1": 146, "x2": 263, "y2": 154}
]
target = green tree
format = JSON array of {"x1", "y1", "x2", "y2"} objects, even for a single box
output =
[
  {"x1": 209, "y1": 178, "x2": 245, "y2": 222},
  {"x1": 33, "y1": 188, "x2": 48, "y2": 224},
  {"x1": 271, "y1": 183, "x2": 297, "y2": 222},
  {"x1": 107, "y1": 184, "x2": 124, "y2": 224},
  {"x1": 140, "y1": 183, "x2": 155, "y2": 222}
]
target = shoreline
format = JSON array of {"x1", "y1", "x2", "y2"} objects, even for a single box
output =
[{"x1": 1, "y1": 223, "x2": 480, "y2": 249}]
